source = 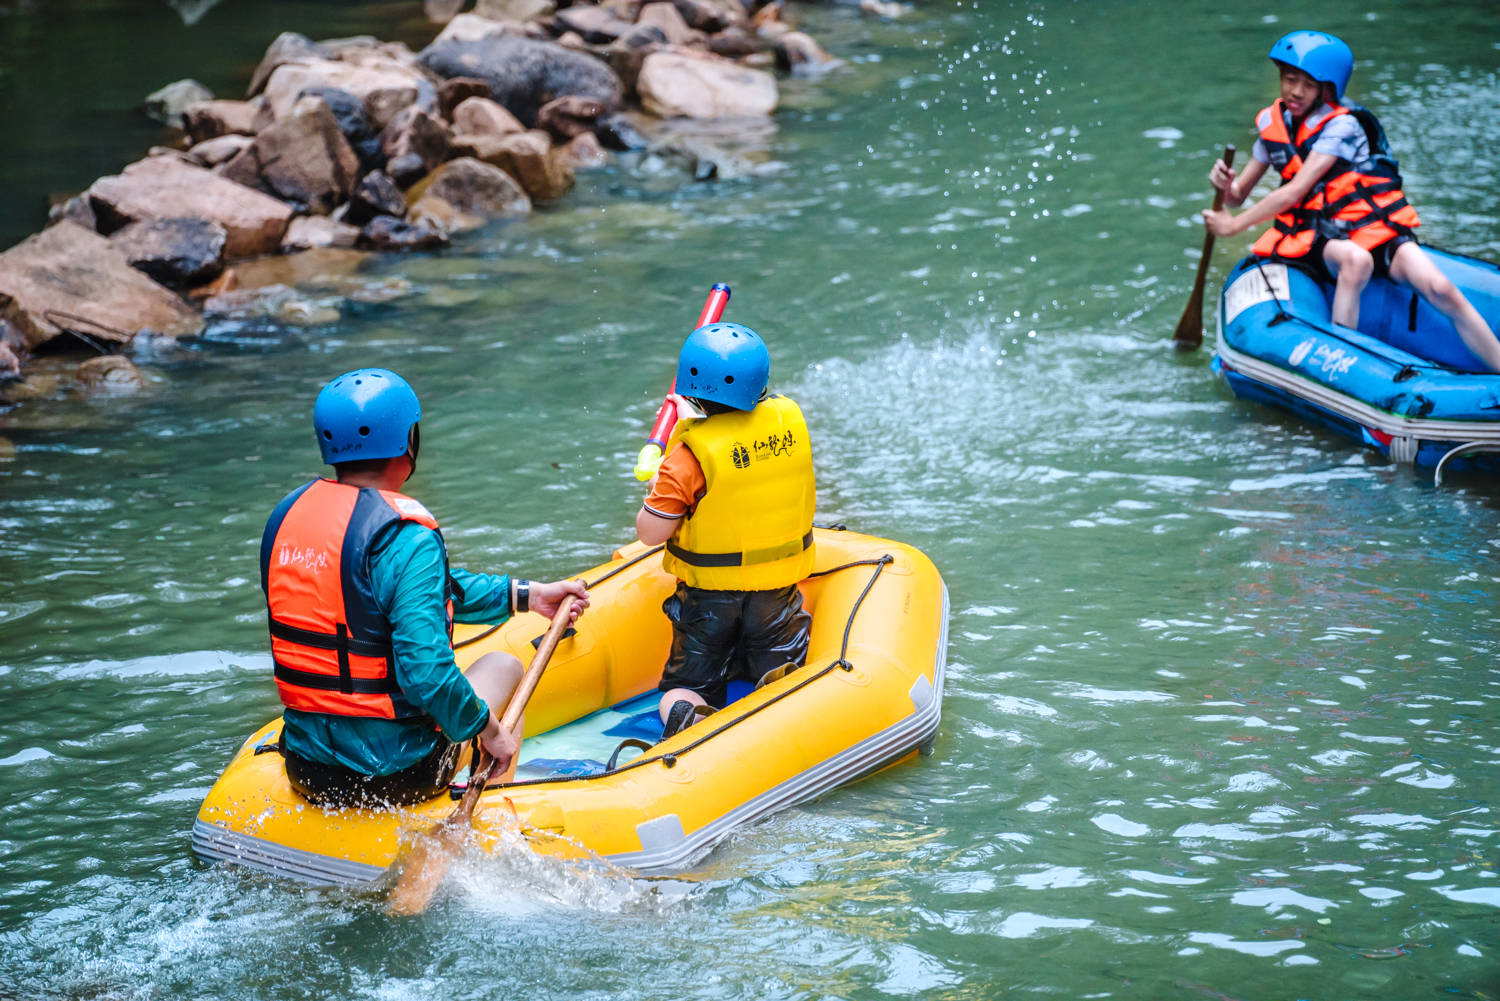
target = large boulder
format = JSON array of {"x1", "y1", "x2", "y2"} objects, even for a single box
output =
[
  {"x1": 294, "y1": 86, "x2": 384, "y2": 170},
  {"x1": 406, "y1": 157, "x2": 531, "y2": 232},
  {"x1": 87, "y1": 156, "x2": 293, "y2": 259},
  {"x1": 418, "y1": 34, "x2": 623, "y2": 127},
  {"x1": 0, "y1": 222, "x2": 204, "y2": 350},
  {"x1": 636, "y1": 51, "x2": 777, "y2": 118},
  {"x1": 108, "y1": 217, "x2": 227, "y2": 288},
  {"x1": 219, "y1": 96, "x2": 361, "y2": 214}
]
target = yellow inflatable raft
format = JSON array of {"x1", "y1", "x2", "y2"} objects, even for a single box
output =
[{"x1": 192, "y1": 527, "x2": 949, "y2": 886}]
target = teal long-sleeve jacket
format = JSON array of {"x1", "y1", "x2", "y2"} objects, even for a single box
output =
[{"x1": 280, "y1": 519, "x2": 512, "y2": 776}]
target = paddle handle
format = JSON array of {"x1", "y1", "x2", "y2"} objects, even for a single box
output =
[
  {"x1": 1172, "y1": 144, "x2": 1236, "y2": 350},
  {"x1": 500, "y1": 595, "x2": 576, "y2": 733},
  {"x1": 634, "y1": 283, "x2": 731, "y2": 480}
]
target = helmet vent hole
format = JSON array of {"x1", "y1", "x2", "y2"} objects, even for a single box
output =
[
  {"x1": 724, "y1": 375, "x2": 734, "y2": 384},
  {"x1": 322, "y1": 430, "x2": 332, "y2": 440},
  {"x1": 358, "y1": 426, "x2": 370, "y2": 437},
  {"x1": 690, "y1": 367, "x2": 699, "y2": 376}
]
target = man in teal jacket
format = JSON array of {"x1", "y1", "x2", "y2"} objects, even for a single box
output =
[{"x1": 262, "y1": 368, "x2": 587, "y2": 806}]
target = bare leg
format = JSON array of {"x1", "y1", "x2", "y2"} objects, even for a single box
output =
[
  {"x1": 1389, "y1": 242, "x2": 1500, "y2": 373},
  {"x1": 658, "y1": 687, "x2": 708, "y2": 723},
  {"x1": 1322, "y1": 238, "x2": 1373, "y2": 329},
  {"x1": 467, "y1": 651, "x2": 524, "y2": 782}
]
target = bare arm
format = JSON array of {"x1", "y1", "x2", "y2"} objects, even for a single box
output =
[
  {"x1": 1203, "y1": 152, "x2": 1338, "y2": 237},
  {"x1": 636, "y1": 507, "x2": 677, "y2": 546}
]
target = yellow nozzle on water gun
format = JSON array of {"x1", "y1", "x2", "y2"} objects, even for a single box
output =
[{"x1": 635, "y1": 442, "x2": 664, "y2": 481}]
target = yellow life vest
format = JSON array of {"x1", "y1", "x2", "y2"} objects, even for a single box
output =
[{"x1": 661, "y1": 394, "x2": 816, "y2": 591}]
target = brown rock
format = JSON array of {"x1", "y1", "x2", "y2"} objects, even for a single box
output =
[
  {"x1": 405, "y1": 157, "x2": 531, "y2": 230},
  {"x1": 636, "y1": 51, "x2": 778, "y2": 119},
  {"x1": 247, "y1": 32, "x2": 327, "y2": 98},
  {"x1": 637, "y1": 2, "x2": 698, "y2": 45},
  {"x1": 346, "y1": 171, "x2": 408, "y2": 225},
  {"x1": 474, "y1": 0, "x2": 554, "y2": 20},
  {"x1": 0, "y1": 222, "x2": 204, "y2": 350},
  {"x1": 668, "y1": 0, "x2": 742, "y2": 32},
  {"x1": 552, "y1": 5, "x2": 634, "y2": 43},
  {"x1": 262, "y1": 58, "x2": 431, "y2": 131},
  {"x1": 47, "y1": 195, "x2": 97, "y2": 232},
  {"x1": 452, "y1": 95, "x2": 525, "y2": 139},
  {"x1": 88, "y1": 156, "x2": 293, "y2": 259},
  {"x1": 559, "y1": 130, "x2": 608, "y2": 169},
  {"x1": 187, "y1": 134, "x2": 254, "y2": 167},
  {"x1": 606, "y1": 23, "x2": 669, "y2": 92},
  {"x1": 438, "y1": 76, "x2": 494, "y2": 119},
  {"x1": 282, "y1": 216, "x2": 362, "y2": 252},
  {"x1": 461, "y1": 130, "x2": 574, "y2": 201},
  {"x1": 708, "y1": 25, "x2": 761, "y2": 58},
  {"x1": 380, "y1": 106, "x2": 453, "y2": 177},
  {"x1": 534, "y1": 95, "x2": 606, "y2": 142},
  {"x1": 774, "y1": 31, "x2": 842, "y2": 76},
  {"x1": 433, "y1": 12, "x2": 530, "y2": 45},
  {"x1": 220, "y1": 96, "x2": 362, "y2": 214},
  {"x1": 76, "y1": 355, "x2": 147, "y2": 395},
  {"x1": 357, "y1": 216, "x2": 450, "y2": 251},
  {"x1": 184, "y1": 99, "x2": 272, "y2": 144}
]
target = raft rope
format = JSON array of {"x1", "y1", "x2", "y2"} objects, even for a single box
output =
[
  {"x1": 467, "y1": 551, "x2": 897, "y2": 792},
  {"x1": 41, "y1": 309, "x2": 131, "y2": 355},
  {"x1": 1248, "y1": 259, "x2": 1482, "y2": 376}
]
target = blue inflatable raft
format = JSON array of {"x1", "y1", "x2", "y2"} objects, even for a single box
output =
[{"x1": 1212, "y1": 247, "x2": 1500, "y2": 482}]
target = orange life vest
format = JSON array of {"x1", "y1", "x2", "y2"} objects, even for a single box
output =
[
  {"x1": 1250, "y1": 98, "x2": 1419, "y2": 260},
  {"x1": 260, "y1": 478, "x2": 454, "y2": 720}
]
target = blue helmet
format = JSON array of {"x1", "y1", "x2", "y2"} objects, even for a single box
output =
[
  {"x1": 676, "y1": 322, "x2": 770, "y2": 412},
  {"x1": 1268, "y1": 30, "x2": 1353, "y2": 102},
  {"x1": 313, "y1": 368, "x2": 421, "y2": 465}
]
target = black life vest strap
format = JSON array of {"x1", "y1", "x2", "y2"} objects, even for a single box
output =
[
  {"x1": 666, "y1": 530, "x2": 814, "y2": 568},
  {"x1": 268, "y1": 615, "x2": 395, "y2": 660},
  {"x1": 273, "y1": 660, "x2": 404, "y2": 695}
]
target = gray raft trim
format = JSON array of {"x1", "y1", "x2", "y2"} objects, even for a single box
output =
[
  {"x1": 193, "y1": 583, "x2": 951, "y2": 885},
  {"x1": 192, "y1": 817, "x2": 387, "y2": 888},
  {"x1": 1216, "y1": 338, "x2": 1500, "y2": 444}
]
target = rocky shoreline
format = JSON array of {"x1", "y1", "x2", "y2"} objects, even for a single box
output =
[{"x1": 0, "y1": 0, "x2": 902, "y2": 405}]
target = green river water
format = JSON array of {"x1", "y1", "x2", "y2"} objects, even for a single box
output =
[{"x1": 2, "y1": 2, "x2": 1498, "y2": 998}]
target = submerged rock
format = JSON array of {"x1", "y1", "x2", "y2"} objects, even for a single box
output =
[{"x1": 76, "y1": 355, "x2": 148, "y2": 395}]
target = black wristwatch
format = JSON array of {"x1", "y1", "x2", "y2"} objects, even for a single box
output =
[{"x1": 515, "y1": 579, "x2": 530, "y2": 614}]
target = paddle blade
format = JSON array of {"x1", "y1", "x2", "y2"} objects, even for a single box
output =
[
  {"x1": 1172, "y1": 284, "x2": 1206, "y2": 350},
  {"x1": 385, "y1": 820, "x2": 470, "y2": 915}
]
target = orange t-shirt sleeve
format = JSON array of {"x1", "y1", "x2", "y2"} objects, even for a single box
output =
[{"x1": 642, "y1": 442, "x2": 706, "y2": 519}]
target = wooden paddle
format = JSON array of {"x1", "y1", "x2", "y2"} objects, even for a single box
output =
[
  {"x1": 385, "y1": 595, "x2": 578, "y2": 916},
  {"x1": 1172, "y1": 144, "x2": 1237, "y2": 351}
]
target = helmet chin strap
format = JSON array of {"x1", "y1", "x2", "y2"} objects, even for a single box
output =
[{"x1": 405, "y1": 424, "x2": 421, "y2": 476}]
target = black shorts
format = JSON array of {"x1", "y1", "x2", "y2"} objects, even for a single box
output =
[
  {"x1": 658, "y1": 583, "x2": 812, "y2": 708},
  {"x1": 284, "y1": 736, "x2": 466, "y2": 808},
  {"x1": 1308, "y1": 233, "x2": 1418, "y2": 283}
]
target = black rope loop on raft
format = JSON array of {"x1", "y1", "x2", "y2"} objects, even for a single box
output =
[
  {"x1": 453, "y1": 523, "x2": 855, "y2": 651},
  {"x1": 492, "y1": 553, "x2": 896, "y2": 787},
  {"x1": 1248, "y1": 258, "x2": 1485, "y2": 376}
]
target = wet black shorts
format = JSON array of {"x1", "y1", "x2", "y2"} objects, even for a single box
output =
[
  {"x1": 284, "y1": 735, "x2": 466, "y2": 809},
  {"x1": 1370, "y1": 234, "x2": 1416, "y2": 279},
  {"x1": 658, "y1": 583, "x2": 812, "y2": 708}
]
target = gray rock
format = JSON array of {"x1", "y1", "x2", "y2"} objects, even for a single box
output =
[
  {"x1": 357, "y1": 215, "x2": 449, "y2": 251},
  {"x1": 418, "y1": 34, "x2": 623, "y2": 127},
  {"x1": 347, "y1": 171, "x2": 408, "y2": 225},
  {"x1": 145, "y1": 79, "x2": 214, "y2": 128},
  {"x1": 380, "y1": 106, "x2": 453, "y2": 178},
  {"x1": 108, "y1": 217, "x2": 227, "y2": 288}
]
